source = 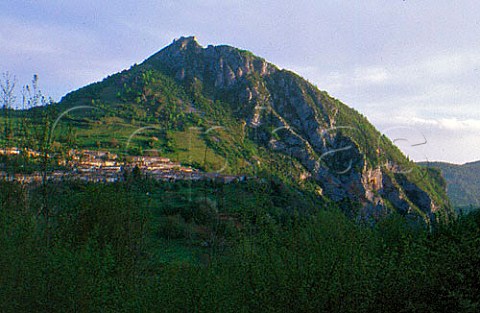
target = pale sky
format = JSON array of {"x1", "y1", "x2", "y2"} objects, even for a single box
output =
[{"x1": 1, "y1": 0, "x2": 479, "y2": 164}]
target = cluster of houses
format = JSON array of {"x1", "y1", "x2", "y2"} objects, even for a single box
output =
[
  {"x1": 0, "y1": 147, "x2": 40, "y2": 158},
  {"x1": 53, "y1": 149, "x2": 199, "y2": 182},
  {"x1": 1, "y1": 147, "x2": 245, "y2": 184},
  {"x1": 69, "y1": 150, "x2": 198, "y2": 179}
]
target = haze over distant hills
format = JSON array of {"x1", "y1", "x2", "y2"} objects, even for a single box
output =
[{"x1": 419, "y1": 160, "x2": 480, "y2": 209}]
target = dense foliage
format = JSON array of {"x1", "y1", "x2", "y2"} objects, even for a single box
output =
[{"x1": 0, "y1": 179, "x2": 478, "y2": 312}]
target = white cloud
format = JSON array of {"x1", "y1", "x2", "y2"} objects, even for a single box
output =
[
  {"x1": 370, "y1": 114, "x2": 480, "y2": 164},
  {"x1": 355, "y1": 67, "x2": 389, "y2": 84},
  {"x1": 433, "y1": 118, "x2": 480, "y2": 131},
  {"x1": 398, "y1": 116, "x2": 480, "y2": 131}
]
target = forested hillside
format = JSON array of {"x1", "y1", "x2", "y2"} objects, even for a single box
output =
[{"x1": 0, "y1": 178, "x2": 478, "y2": 312}]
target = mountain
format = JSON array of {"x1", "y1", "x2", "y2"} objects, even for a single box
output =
[
  {"x1": 35, "y1": 36, "x2": 452, "y2": 223},
  {"x1": 419, "y1": 161, "x2": 480, "y2": 210}
]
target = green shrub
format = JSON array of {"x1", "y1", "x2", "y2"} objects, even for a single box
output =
[{"x1": 157, "y1": 214, "x2": 192, "y2": 240}]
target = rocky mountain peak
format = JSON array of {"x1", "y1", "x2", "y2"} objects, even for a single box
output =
[
  {"x1": 145, "y1": 36, "x2": 276, "y2": 88},
  {"x1": 171, "y1": 36, "x2": 201, "y2": 50},
  {"x1": 61, "y1": 37, "x2": 452, "y2": 224}
]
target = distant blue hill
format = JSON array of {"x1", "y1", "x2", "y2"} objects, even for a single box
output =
[{"x1": 418, "y1": 161, "x2": 480, "y2": 212}]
